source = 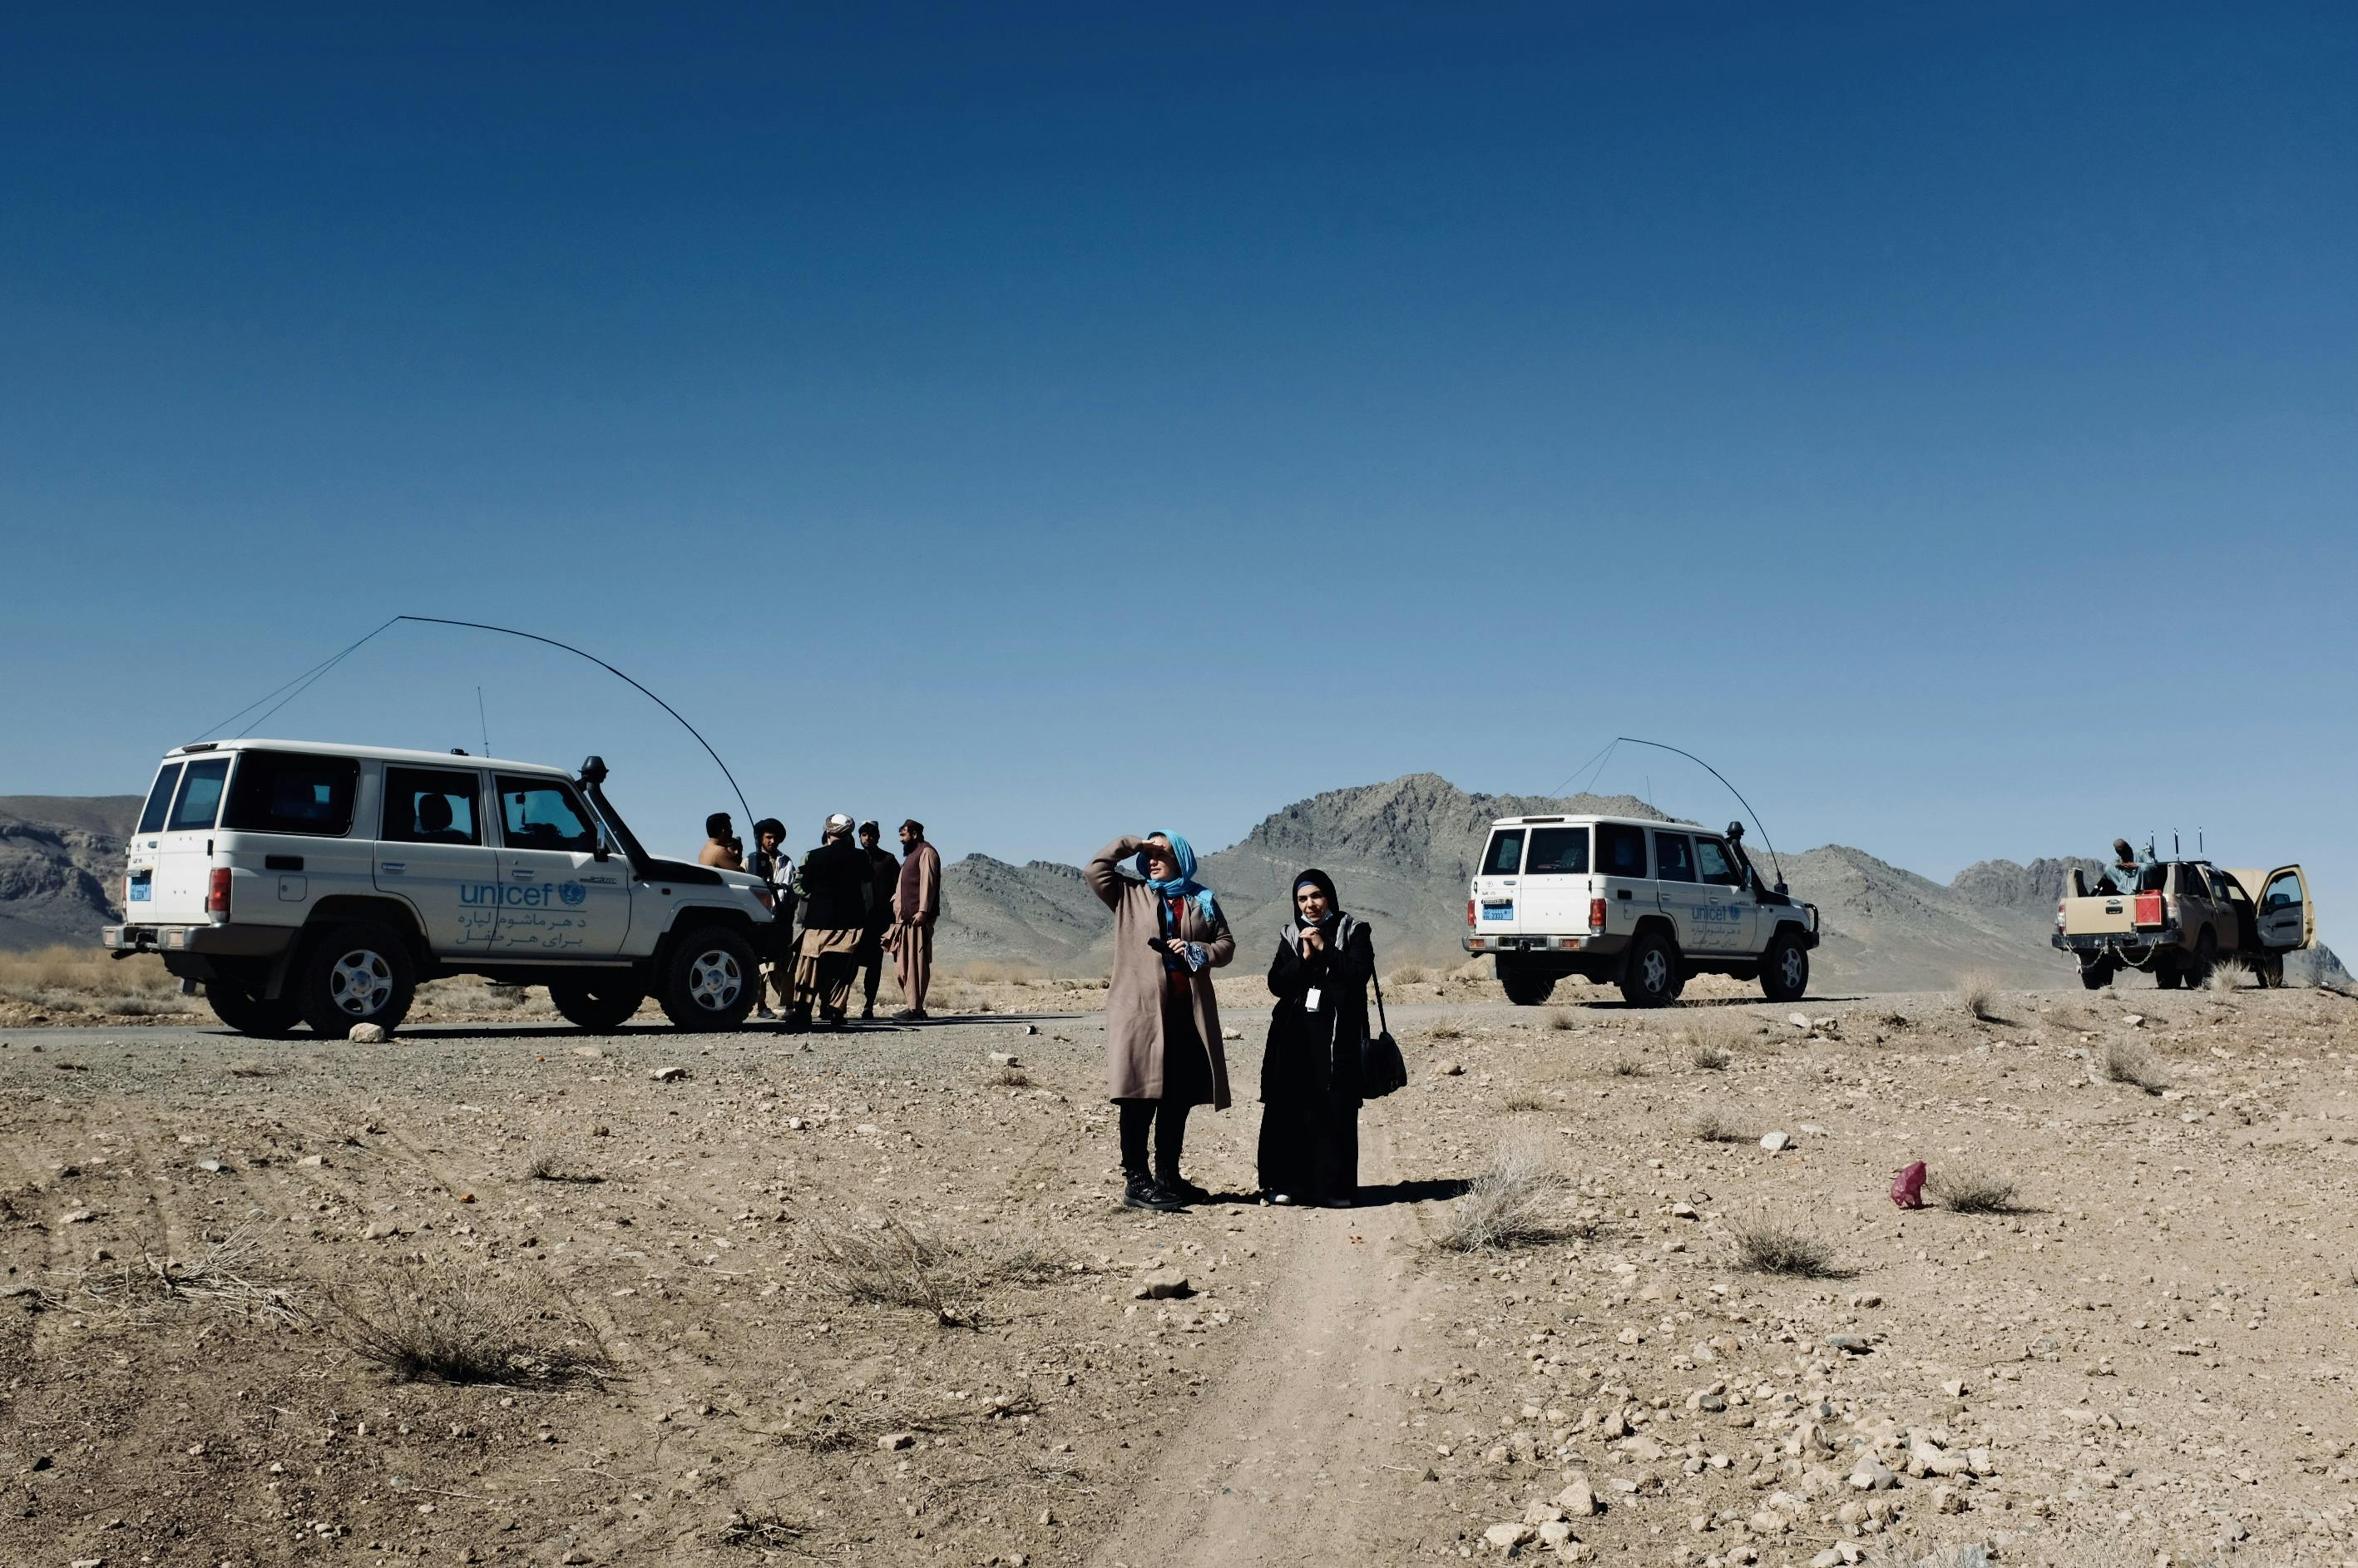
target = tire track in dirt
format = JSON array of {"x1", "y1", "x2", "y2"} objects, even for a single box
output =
[{"x1": 1086, "y1": 1120, "x2": 1456, "y2": 1567}]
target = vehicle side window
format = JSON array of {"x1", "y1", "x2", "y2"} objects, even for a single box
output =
[
  {"x1": 223, "y1": 751, "x2": 359, "y2": 837},
  {"x1": 2177, "y1": 866, "x2": 2209, "y2": 899},
  {"x1": 1654, "y1": 832, "x2": 1697, "y2": 883},
  {"x1": 1596, "y1": 824, "x2": 1649, "y2": 878},
  {"x1": 1481, "y1": 829, "x2": 1526, "y2": 876},
  {"x1": 1695, "y1": 837, "x2": 1744, "y2": 887},
  {"x1": 1525, "y1": 827, "x2": 1589, "y2": 875},
  {"x1": 166, "y1": 757, "x2": 230, "y2": 832},
  {"x1": 2263, "y1": 873, "x2": 2302, "y2": 912},
  {"x1": 383, "y1": 767, "x2": 483, "y2": 847},
  {"x1": 2137, "y1": 864, "x2": 2169, "y2": 893},
  {"x1": 137, "y1": 763, "x2": 185, "y2": 834},
  {"x1": 497, "y1": 777, "x2": 598, "y2": 853}
]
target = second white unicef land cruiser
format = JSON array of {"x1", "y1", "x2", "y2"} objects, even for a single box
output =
[
  {"x1": 101, "y1": 739, "x2": 777, "y2": 1036},
  {"x1": 1464, "y1": 814, "x2": 1821, "y2": 1007}
]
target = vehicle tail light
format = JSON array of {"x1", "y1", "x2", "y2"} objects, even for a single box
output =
[
  {"x1": 1589, "y1": 898, "x2": 1607, "y2": 932},
  {"x1": 206, "y1": 867, "x2": 233, "y2": 916},
  {"x1": 2133, "y1": 892, "x2": 2163, "y2": 928},
  {"x1": 754, "y1": 889, "x2": 774, "y2": 911},
  {"x1": 1466, "y1": 898, "x2": 1476, "y2": 927}
]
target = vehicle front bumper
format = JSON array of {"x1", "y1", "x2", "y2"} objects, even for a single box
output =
[{"x1": 104, "y1": 924, "x2": 294, "y2": 959}]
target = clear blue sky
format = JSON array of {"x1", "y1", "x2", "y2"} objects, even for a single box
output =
[{"x1": 3, "y1": 3, "x2": 2353, "y2": 930}]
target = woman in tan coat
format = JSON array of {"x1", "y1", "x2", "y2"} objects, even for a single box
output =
[{"x1": 1085, "y1": 832, "x2": 1234, "y2": 1211}]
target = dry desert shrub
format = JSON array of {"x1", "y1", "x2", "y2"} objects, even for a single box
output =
[
  {"x1": 990, "y1": 1064, "x2": 1031, "y2": 1087},
  {"x1": 38, "y1": 1222, "x2": 301, "y2": 1326},
  {"x1": 1688, "y1": 1106, "x2": 1747, "y2": 1144},
  {"x1": 1732, "y1": 1216, "x2": 1843, "y2": 1279},
  {"x1": 1388, "y1": 964, "x2": 1431, "y2": 987},
  {"x1": 1433, "y1": 1142, "x2": 1582, "y2": 1253},
  {"x1": 1605, "y1": 1055, "x2": 1647, "y2": 1078},
  {"x1": 329, "y1": 1269, "x2": 611, "y2": 1387},
  {"x1": 1690, "y1": 1043, "x2": 1731, "y2": 1071},
  {"x1": 2206, "y1": 957, "x2": 2250, "y2": 994},
  {"x1": 0, "y1": 945, "x2": 194, "y2": 1016},
  {"x1": 1932, "y1": 1166, "x2": 2022, "y2": 1214},
  {"x1": 1546, "y1": 1008, "x2": 1579, "y2": 1031},
  {"x1": 1951, "y1": 972, "x2": 2003, "y2": 1023},
  {"x1": 803, "y1": 1213, "x2": 1068, "y2": 1326},
  {"x1": 523, "y1": 1150, "x2": 602, "y2": 1184},
  {"x1": 2103, "y1": 1037, "x2": 2168, "y2": 1095},
  {"x1": 1501, "y1": 1092, "x2": 1552, "y2": 1112},
  {"x1": 1425, "y1": 1015, "x2": 1468, "y2": 1041}
]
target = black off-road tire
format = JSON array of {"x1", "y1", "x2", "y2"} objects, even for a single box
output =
[
  {"x1": 295, "y1": 921, "x2": 416, "y2": 1036},
  {"x1": 205, "y1": 982, "x2": 304, "y2": 1037},
  {"x1": 657, "y1": 927, "x2": 760, "y2": 1031},
  {"x1": 2155, "y1": 967, "x2": 2183, "y2": 990},
  {"x1": 1498, "y1": 961, "x2": 1556, "y2": 1007},
  {"x1": 1759, "y1": 931, "x2": 1810, "y2": 1003},
  {"x1": 2257, "y1": 953, "x2": 2286, "y2": 988},
  {"x1": 1619, "y1": 931, "x2": 1681, "y2": 1008},
  {"x1": 2186, "y1": 930, "x2": 2218, "y2": 988},
  {"x1": 2078, "y1": 957, "x2": 2119, "y2": 992},
  {"x1": 549, "y1": 980, "x2": 648, "y2": 1032}
]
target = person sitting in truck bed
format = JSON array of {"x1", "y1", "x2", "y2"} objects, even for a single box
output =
[{"x1": 2097, "y1": 838, "x2": 2149, "y2": 895}]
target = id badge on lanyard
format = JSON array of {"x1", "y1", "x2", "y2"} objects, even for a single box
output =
[{"x1": 1304, "y1": 987, "x2": 1322, "y2": 1012}]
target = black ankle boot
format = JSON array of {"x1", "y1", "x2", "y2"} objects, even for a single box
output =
[
  {"x1": 1156, "y1": 1165, "x2": 1214, "y2": 1206},
  {"x1": 1121, "y1": 1172, "x2": 1186, "y2": 1212}
]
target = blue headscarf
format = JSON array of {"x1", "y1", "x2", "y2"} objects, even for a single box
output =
[{"x1": 1136, "y1": 830, "x2": 1219, "y2": 923}]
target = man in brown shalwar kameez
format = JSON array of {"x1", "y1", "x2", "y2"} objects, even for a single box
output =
[{"x1": 888, "y1": 819, "x2": 942, "y2": 1021}]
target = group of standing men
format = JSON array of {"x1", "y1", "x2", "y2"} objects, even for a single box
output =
[{"x1": 699, "y1": 813, "x2": 941, "y2": 1030}]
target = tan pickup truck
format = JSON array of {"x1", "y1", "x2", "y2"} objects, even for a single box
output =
[{"x1": 2053, "y1": 859, "x2": 2313, "y2": 989}]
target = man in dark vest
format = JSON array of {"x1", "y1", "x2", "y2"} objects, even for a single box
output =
[
  {"x1": 791, "y1": 814, "x2": 873, "y2": 1030},
  {"x1": 854, "y1": 821, "x2": 900, "y2": 1021}
]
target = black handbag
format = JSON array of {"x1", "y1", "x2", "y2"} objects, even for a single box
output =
[{"x1": 1359, "y1": 942, "x2": 1408, "y2": 1098}]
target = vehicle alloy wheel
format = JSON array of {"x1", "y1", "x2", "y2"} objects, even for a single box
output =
[
  {"x1": 1619, "y1": 932, "x2": 1678, "y2": 1008},
  {"x1": 297, "y1": 921, "x2": 417, "y2": 1036},
  {"x1": 1759, "y1": 933, "x2": 1809, "y2": 1003},
  {"x1": 658, "y1": 927, "x2": 761, "y2": 1031}
]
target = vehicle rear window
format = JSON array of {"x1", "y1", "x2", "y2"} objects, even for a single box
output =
[
  {"x1": 1695, "y1": 837, "x2": 1745, "y2": 888},
  {"x1": 1480, "y1": 829, "x2": 1525, "y2": 877},
  {"x1": 1654, "y1": 831, "x2": 1698, "y2": 883},
  {"x1": 2137, "y1": 864, "x2": 2169, "y2": 893},
  {"x1": 223, "y1": 751, "x2": 358, "y2": 837},
  {"x1": 383, "y1": 767, "x2": 483, "y2": 846},
  {"x1": 137, "y1": 763, "x2": 185, "y2": 834},
  {"x1": 1596, "y1": 824, "x2": 1648, "y2": 878},
  {"x1": 166, "y1": 757, "x2": 230, "y2": 832},
  {"x1": 1525, "y1": 827, "x2": 1589, "y2": 875},
  {"x1": 497, "y1": 777, "x2": 599, "y2": 853}
]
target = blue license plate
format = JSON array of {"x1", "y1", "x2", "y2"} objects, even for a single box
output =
[
  {"x1": 129, "y1": 876, "x2": 151, "y2": 902},
  {"x1": 1482, "y1": 902, "x2": 1512, "y2": 921}
]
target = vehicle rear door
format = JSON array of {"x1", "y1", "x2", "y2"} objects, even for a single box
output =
[
  {"x1": 1594, "y1": 823, "x2": 1651, "y2": 943},
  {"x1": 1518, "y1": 825, "x2": 1591, "y2": 935},
  {"x1": 1693, "y1": 835, "x2": 1752, "y2": 952},
  {"x1": 2255, "y1": 867, "x2": 2312, "y2": 951},
  {"x1": 490, "y1": 775, "x2": 632, "y2": 957},
  {"x1": 1651, "y1": 830, "x2": 1708, "y2": 948},
  {"x1": 143, "y1": 754, "x2": 232, "y2": 922},
  {"x1": 376, "y1": 765, "x2": 498, "y2": 953},
  {"x1": 218, "y1": 750, "x2": 367, "y2": 937},
  {"x1": 1472, "y1": 826, "x2": 1526, "y2": 942}
]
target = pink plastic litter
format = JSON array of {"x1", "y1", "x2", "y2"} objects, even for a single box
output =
[{"x1": 1889, "y1": 1160, "x2": 1926, "y2": 1209}]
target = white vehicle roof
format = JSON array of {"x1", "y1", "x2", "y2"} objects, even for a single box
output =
[
  {"x1": 1488, "y1": 812, "x2": 1710, "y2": 833},
  {"x1": 163, "y1": 737, "x2": 574, "y2": 779}
]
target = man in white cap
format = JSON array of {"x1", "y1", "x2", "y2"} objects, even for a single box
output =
[{"x1": 791, "y1": 814, "x2": 873, "y2": 1029}]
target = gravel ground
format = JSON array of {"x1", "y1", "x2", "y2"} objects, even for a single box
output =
[{"x1": 4, "y1": 974, "x2": 2357, "y2": 1567}]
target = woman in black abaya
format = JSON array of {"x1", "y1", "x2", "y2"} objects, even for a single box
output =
[{"x1": 1258, "y1": 868, "x2": 1372, "y2": 1207}]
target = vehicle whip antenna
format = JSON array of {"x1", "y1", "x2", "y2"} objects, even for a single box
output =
[
  {"x1": 1605, "y1": 736, "x2": 1787, "y2": 892},
  {"x1": 394, "y1": 616, "x2": 751, "y2": 824},
  {"x1": 476, "y1": 685, "x2": 491, "y2": 758}
]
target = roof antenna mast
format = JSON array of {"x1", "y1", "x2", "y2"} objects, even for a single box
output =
[
  {"x1": 1606, "y1": 736, "x2": 1787, "y2": 893},
  {"x1": 477, "y1": 685, "x2": 491, "y2": 758}
]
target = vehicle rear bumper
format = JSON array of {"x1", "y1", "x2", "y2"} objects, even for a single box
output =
[
  {"x1": 104, "y1": 924, "x2": 294, "y2": 959},
  {"x1": 2052, "y1": 932, "x2": 2177, "y2": 955},
  {"x1": 1466, "y1": 933, "x2": 1629, "y2": 957}
]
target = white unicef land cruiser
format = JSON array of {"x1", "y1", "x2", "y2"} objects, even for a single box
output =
[
  {"x1": 1464, "y1": 814, "x2": 1821, "y2": 1007},
  {"x1": 102, "y1": 739, "x2": 778, "y2": 1036}
]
